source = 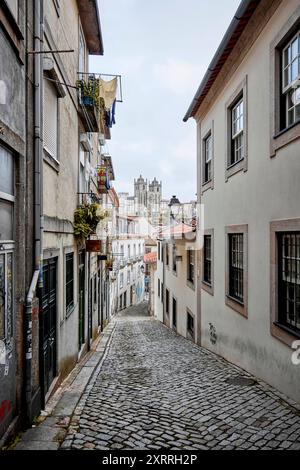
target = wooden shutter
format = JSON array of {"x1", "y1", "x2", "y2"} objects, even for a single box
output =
[{"x1": 43, "y1": 78, "x2": 58, "y2": 160}]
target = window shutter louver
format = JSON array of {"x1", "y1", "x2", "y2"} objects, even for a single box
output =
[{"x1": 43, "y1": 78, "x2": 58, "y2": 160}]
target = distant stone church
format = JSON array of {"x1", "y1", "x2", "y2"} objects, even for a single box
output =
[{"x1": 119, "y1": 175, "x2": 167, "y2": 226}]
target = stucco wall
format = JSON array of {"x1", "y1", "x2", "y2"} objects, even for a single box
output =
[{"x1": 197, "y1": 0, "x2": 300, "y2": 401}]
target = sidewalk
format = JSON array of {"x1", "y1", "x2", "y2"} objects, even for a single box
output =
[{"x1": 13, "y1": 320, "x2": 116, "y2": 450}]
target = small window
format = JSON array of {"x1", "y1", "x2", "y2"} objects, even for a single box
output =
[
  {"x1": 228, "y1": 234, "x2": 244, "y2": 303},
  {"x1": 0, "y1": 251, "x2": 13, "y2": 340},
  {"x1": 43, "y1": 77, "x2": 58, "y2": 160},
  {"x1": 187, "y1": 311, "x2": 194, "y2": 338},
  {"x1": 230, "y1": 97, "x2": 244, "y2": 166},
  {"x1": 282, "y1": 32, "x2": 300, "y2": 129},
  {"x1": 166, "y1": 244, "x2": 169, "y2": 266},
  {"x1": 203, "y1": 236, "x2": 212, "y2": 285},
  {"x1": 158, "y1": 279, "x2": 160, "y2": 298},
  {"x1": 278, "y1": 232, "x2": 300, "y2": 333},
  {"x1": 172, "y1": 297, "x2": 177, "y2": 329},
  {"x1": 158, "y1": 242, "x2": 161, "y2": 261},
  {"x1": 203, "y1": 133, "x2": 212, "y2": 183},
  {"x1": 127, "y1": 270, "x2": 130, "y2": 285},
  {"x1": 66, "y1": 253, "x2": 74, "y2": 315},
  {"x1": 93, "y1": 275, "x2": 97, "y2": 306},
  {"x1": 172, "y1": 244, "x2": 177, "y2": 273},
  {"x1": 166, "y1": 289, "x2": 169, "y2": 315},
  {"x1": 187, "y1": 249, "x2": 195, "y2": 285}
]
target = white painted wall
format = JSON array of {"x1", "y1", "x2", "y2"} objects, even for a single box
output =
[{"x1": 197, "y1": 0, "x2": 300, "y2": 401}]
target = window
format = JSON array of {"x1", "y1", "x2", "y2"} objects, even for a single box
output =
[
  {"x1": 203, "y1": 133, "x2": 212, "y2": 183},
  {"x1": 282, "y1": 32, "x2": 300, "y2": 128},
  {"x1": 127, "y1": 270, "x2": 130, "y2": 285},
  {"x1": 228, "y1": 234, "x2": 244, "y2": 303},
  {"x1": 166, "y1": 289, "x2": 169, "y2": 316},
  {"x1": 230, "y1": 97, "x2": 244, "y2": 166},
  {"x1": 172, "y1": 297, "x2": 177, "y2": 329},
  {"x1": 278, "y1": 233, "x2": 300, "y2": 333},
  {"x1": 79, "y1": 27, "x2": 86, "y2": 75},
  {"x1": 187, "y1": 249, "x2": 195, "y2": 285},
  {"x1": 158, "y1": 279, "x2": 160, "y2": 298},
  {"x1": 172, "y1": 244, "x2": 177, "y2": 273},
  {"x1": 0, "y1": 146, "x2": 14, "y2": 241},
  {"x1": 0, "y1": 251, "x2": 13, "y2": 341},
  {"x1": 270, "y1": 14, "x2": 300, "y2": 156},
  {"x1": 66, "y1": 253, "x2": 74, "y2": 315},
  {"x1": 203, "y1": 236, "x2": 212, "y2": 285},
  {"x1": 128, "y1": 245, "x2": 131, "y2": 260},
  {"x1": 225, "y1": 77, "x2": 248, "y2": 179},
  {"x1": 187, "y1": 311, "x2": 194, "y2": 339},
  {"x1": 226, "y1": 225, "x2": 248, "y2": 317},
  {"x1": 93, "y1": 275, "x2": 97, "y2": 306},
  {"x1": 120, "y1": 273, "x2": 123, "y2": 289},
  {"x1": 43, "y1": 77, "x2": 58, "y2": 161},
  {"x1": 166, "y1": 244, "x2": 169, "y2": 267},
  {"x1": 0, "y1": 146, "x2": 14, "y2": 341},
  {"x1": 158, "y1": 242, "x2": 161, "y2": 261}
]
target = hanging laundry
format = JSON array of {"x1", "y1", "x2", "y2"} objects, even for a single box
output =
[
  {"x1": 99, "y1": 77, "x2": 118, "y2": 110},
  {"x1": 111, "y1": 99, "x2": 116, "y2": 126}
]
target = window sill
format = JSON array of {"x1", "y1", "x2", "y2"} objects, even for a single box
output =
[
  {"x1": 201, "y1": 280, "x2": 213, "y2": 296},
  {"x1": 271, "y1": 120, "x2": 300, "y2": 157},
  {"x1": 225, "y1": 156, "x2": 247, "y2": 181},
  {"x1": 225, "y1": 295, "x2": 247, "y2": 318},
  {"x1": 66, "y1": 304, "x2": 75, "y2": 319},
  {"x1": 271, "y1": 321, "x2": 300, "y2": 345},
  {"x1": 201, "y1": 179, "x2": 213, "y2": 194},
  {"x1": 187, "y1": 279, "x2": 195, "y2": 291},
  {"x1": 44, "y1": 150, "x2": 60, "y2": 172}
]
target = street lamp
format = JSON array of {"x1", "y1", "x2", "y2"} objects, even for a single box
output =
[{"x1": 168, "y1": 195, "x2": 181, "y2": 223}]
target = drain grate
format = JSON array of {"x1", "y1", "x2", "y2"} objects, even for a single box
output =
[{"x1": 225, "y1": 376, "x2": 257, "y2": 387}]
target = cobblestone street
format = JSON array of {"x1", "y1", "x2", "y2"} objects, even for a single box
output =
[{"x1": 61, "y1": 304, "x2": 300, "y2": 451}]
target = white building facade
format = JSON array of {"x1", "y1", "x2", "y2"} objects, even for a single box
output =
[{"x1": 184, "y1": 0, "x2": 300, "y2": 401}]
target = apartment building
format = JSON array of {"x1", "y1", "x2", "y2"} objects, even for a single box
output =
[
  {"x1": 184, "y1": 0, "x2": 300, "y2": 401},
  {"x1": 115, "y1": 216, "x2": 145, "y2": 311}
]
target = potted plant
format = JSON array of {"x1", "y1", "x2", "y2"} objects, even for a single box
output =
[{"x1": 73, "y1": 203, "x2": 108, "y2": 242}]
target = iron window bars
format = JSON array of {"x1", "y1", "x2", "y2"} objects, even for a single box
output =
[
  {"x1": 203, "y1": 235, "x2": 212, "y2": 285},
  {"x1": 228, "y1": 233, "x2": 244, "y2": 303},
  {"x1": 278, "y1": 232, "x2": 300, "y2": 333}
]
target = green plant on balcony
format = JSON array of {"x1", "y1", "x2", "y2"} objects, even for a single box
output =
[
  {"x1": 74, "y1": 203, "x2": 108, "y2": 240},
  {"x1": 76, "y1": 79, "x2": 106, "y2": 115}
]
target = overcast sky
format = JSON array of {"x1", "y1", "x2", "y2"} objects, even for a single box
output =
[{"x1": 90, "y1": 0, "x2": 240, "y2": 202}]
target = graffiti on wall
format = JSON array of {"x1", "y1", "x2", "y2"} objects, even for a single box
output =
[{"x1": 0, "y1": 400, "x2": 12, "y2": 423}]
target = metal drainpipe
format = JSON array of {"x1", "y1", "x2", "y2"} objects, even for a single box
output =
[{"x1": 25, "y1": 0, "x2": 44, "y2": 423}]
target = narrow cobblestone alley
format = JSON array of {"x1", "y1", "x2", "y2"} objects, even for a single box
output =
[{"x1": 57, "y1": 303, "x2": 300, "y2": 451}]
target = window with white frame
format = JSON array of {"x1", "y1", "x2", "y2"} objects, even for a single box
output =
[
  {"x1": 0, "y1": 145, "x2": 14, "y2": 341},
  {"x1": 43, "y1": 77, "x2": 58, "y2": 160},
  {"x1": 230, "y1": 97, "x2": 244, "y2": 166},
  {"x1": 127, "y1": 270, "x2": 130, "y2": 285},
  {"x1": 203, "y1": 133, "x2": 212, "y2": 183},
  {"x1": 282, "y1": 31, "x2": 300, "y2": 128},
  {"x1": 120, "y1": 273, "x2": 124, "y2": 289}
]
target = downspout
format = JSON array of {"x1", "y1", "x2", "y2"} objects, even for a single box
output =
[{"x1": 25, "y1": 0, "x2": 44, "y2": 423}]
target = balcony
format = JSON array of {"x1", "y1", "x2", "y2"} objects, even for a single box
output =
[
  {"x1": 77, "y1": 73, "x2": 123, "y2": 137},
  {"x1": 77, "y1": 77, "x2": 100, "y2": 133}
]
